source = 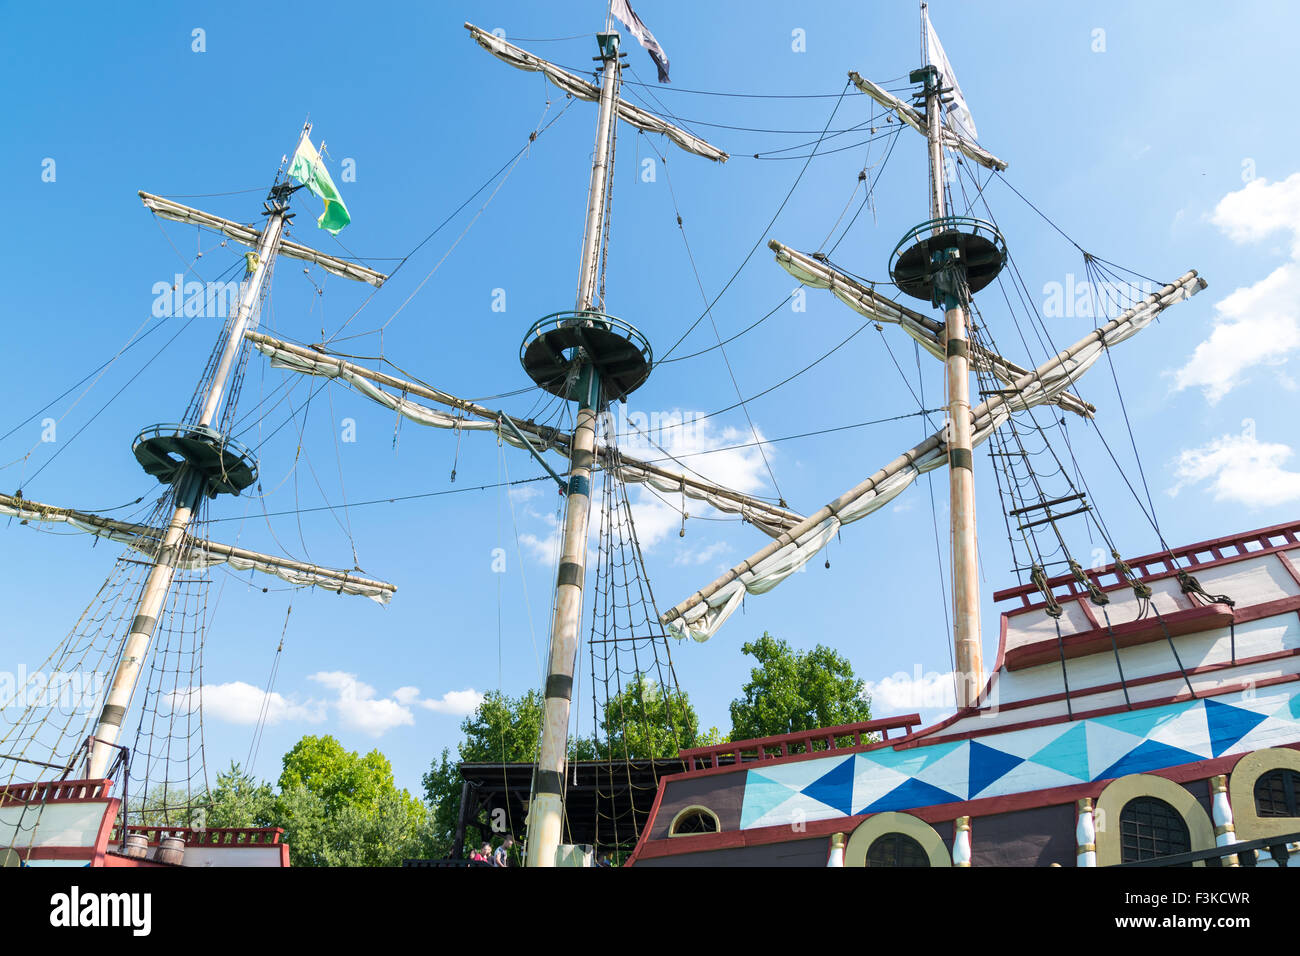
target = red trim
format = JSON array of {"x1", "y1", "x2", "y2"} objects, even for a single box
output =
[
  {"x1": 1277, "y1": 551, "x2": 1300, "y2": 588},
  {"x1": 20, "y1": 846, "x2": 103, "y2": 861},
  {"x1": 995, "y1": 524, "x2": 1300, "y2": 609},
  {"x1": 1004, "y1": 602, "x2": 1234, "y2": 671},
  {"x1": 1076, "y1": 596, "x2": 1103, "y2": 632},
  {"x1": 895, "y1": 672, "x2": 1300, "y2": 749},
  {"x1": 961, "y1": 647, "x2": 1300, "y2": 722},
  {"x1": 102, "y1": 851, "x2": 166, "y2": 868},
  {"x1": 678, "y1": 715, "x2": 922, "y2": 771},
  {"x1": 0, "y1": 778, "x2": 112, "y2": 805},
  {"x1": 1235, "y1": 593, "x2": 1300, "y2": 623},
  {"x1": 625, "y1": 774, "x2": 671, "y2": 867},
  {"x1": 90, "y1": 797, "x2": 119, "y2": 868}
]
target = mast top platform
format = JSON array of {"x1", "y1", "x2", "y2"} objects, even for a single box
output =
[
  {"x1": 889, "y1": 216, "x2": 1007, "y2": 306},
  {"x1": 132, "y1": 423, "x2": 258, "y2": 498},
  {"x1": 520, "y1": 311, "x2": 652, "y2": 402}
]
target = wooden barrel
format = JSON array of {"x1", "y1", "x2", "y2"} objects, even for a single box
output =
[
  {"x1": 156, "y1": 836, "x2": 186, "y2": 865},
  {"x1": 122, "y1": 834, "x2": 149, "y2": 859}
]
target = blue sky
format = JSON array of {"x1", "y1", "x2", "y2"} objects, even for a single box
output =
[{"x1": 3, "y1": 1, "x2": 1300, "y2": 800}]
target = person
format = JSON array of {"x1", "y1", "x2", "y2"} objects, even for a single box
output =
[
  {"x1": 471, "y1": 841, "x2": 491, "y2": 864},
  {"x1": 493, "y1": 834, "x2": 514, "y2": 867}
]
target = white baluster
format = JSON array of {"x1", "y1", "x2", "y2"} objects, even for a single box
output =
[
  {"x1": 1210, "y1": 774, "x2": 1241, "y2": 867},
  {"x1": 1076, "y1": 797, "x2": 1097, "y2": 867},
  {"x1": 953, "y1": 816, "x2": 972, "y2": 867},
  {"x1": 827, "y1": 832, "x2": 845, "y2": 867}
]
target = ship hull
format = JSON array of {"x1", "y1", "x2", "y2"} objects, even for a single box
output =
[
  {"x1": 629, "y1": 520, "x2": 1300, "y2": 866},
  {"x1": 1, "y1": 779, "x2": 290, "y2": 868}
]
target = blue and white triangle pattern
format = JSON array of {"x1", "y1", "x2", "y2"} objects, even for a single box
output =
[{"x1": 738, "y1": 685, "x2": 1300, "y2": 830}]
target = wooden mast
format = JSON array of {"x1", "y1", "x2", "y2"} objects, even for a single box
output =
[
  {"x1": 87, "y1": 187, "x2": 289, "y2": 779},
  {"x1": 915, "y1": 65, "x2": 982, "y2": 712},
  {"x1": 919, "y1": 62, "x2": 985, "y2": 709},
  {"x1": 525, "y1": 28, "x2": 622, "y2": 869}
]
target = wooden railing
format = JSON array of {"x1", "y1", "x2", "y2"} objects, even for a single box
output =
[
  {"x1": 993, "y1": 520, "x2": 1300, "y2": 610},
  {"x1": 678, "y1": 715, "x2": 922, "y2": 772},
  {"x1": 0, "y1": 778, "x2": 111, "y2": 805},
  {"x1": 110, "y1": 824, "x2": 285, "y2": 846}
]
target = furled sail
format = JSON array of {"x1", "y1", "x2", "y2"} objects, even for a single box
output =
[
  {"x1": 661, "y1": 270, "x2": 1206, "y2": 642},
  {"x1": 246, "y1": 332, "x2": 803, "y2": 534},
  {"x1": 139, "y1": 192, "x2": 388, "y2": 287},
  {"x1": 464, "y1": 23, "x2": 729, "y2": 163},
  {"x1": 769, "y1": 240, "x2": 1095, "y2": 419},
  {"x1": 848, "y1": 72, "x2": 1006, "y2": 172},
  {"x1": 0, "y1": 492, "x2": 396, "y2": 603}
]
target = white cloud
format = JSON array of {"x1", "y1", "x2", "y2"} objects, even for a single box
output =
[
  {"x1": 169, "y1": 674, "x2": 479, "y2": 737},
  {"x1": 671, "y1": 539, "x2": 730, "y2": 567},
  {"x1": 392, "y1": 686, "x2": 421, "y2": 706},
  {"x1": 517, "y1": 528, "x2": 560, "y2": 564},
  {"x1": 420, "y1": 689, "x2": 485, "y2": 715},
  {"x1": 1210, "y1": 172, "x2": 1300, "y2": 253},
  {"x1": 309, "y1": 671, "x2": 414, "y2": 737},
  {"x1": 1168, "y1": 429, "x2": 1300, "y2": 508},
  {"x1": 166, "y1": 681, "x2": 325, "y2": 726},
  {"x1": 1173, "y1": 261, "x2": 1300, "y2": 403},
  {"x1": 616, "y1": 408, "x2": 775, "y2": 552},
  {"x1": 508, "y1": 409, "x2": 777, "y2": 565},
  {"x1": 862, "y1": 669, "x2": 958, "y2": 713},
  {"x1": 1174, "y1": 173, "x2": 1300, "y2": 402},
  {"x1": 508, "y1": 484, "x2": 543, "y2": 504}
]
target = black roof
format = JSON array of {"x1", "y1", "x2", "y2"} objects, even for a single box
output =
[{"x1": 458, "y1": 758, "x2": 689, "y2": 851}]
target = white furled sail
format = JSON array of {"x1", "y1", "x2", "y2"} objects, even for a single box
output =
[
  {"x1": 661, "y1": 270, "x2": 1206, "y2": 642},
  {"x1": 464, "y1": 23, "x2": 729, "y2": 163},
  {"x1": 0, "y1": 492, "x2": 396, "y2": 603},
  {"x1": 923, "y1": 5, "x2": 978, "y2": 142},
  {"x1": 246, "y1": 332, "x2": 803, "y2": 534},
  {"x1": 769, "y1": 240, "x2": 1095, "y2": 419},
  {"x1": 139, "y1": 192, "x2": 389, "y2": 287},
  {"x1": 847, "y1": 72, "x2": 1006, "y2": 172}
]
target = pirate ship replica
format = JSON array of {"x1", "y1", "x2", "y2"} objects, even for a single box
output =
[
  {"x1": 624, "y1": 6, "x2": 1300, "y2": 867},
  {"x1": 4, "y1": 3, "x2": 1299, "y2": 870}
]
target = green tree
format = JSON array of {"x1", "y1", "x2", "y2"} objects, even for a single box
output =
[
  {"x1": 134, "y1": 783, "x2": 206, "y2": 828},
  {"x1": 729, "y1": 632, "x2": 872, "y2": 745},
  {"x1": 421, "y1": 748, "x2": 462, "y2": 859},
  {"x1": 598, "y1": 674, "x2": 700, "y2": 758},
  {"x1": 278, "y1": 734, "x2": 395, "y2": 815},
  {"x1": 275, "y1": 735, "x2": 425, "y2": 867},
  {"x1": 422, "y1": 689, "x2": 604, "y2": 858},
  {"x1": 458, "y1": 690, "x2": 545, "y2": 763},
  {"x1": 204, "y1": 761, "x2": 276, "y2": 829}
]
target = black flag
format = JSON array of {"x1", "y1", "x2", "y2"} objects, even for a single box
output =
[{"x1": 612, "y1": 0, "x2": 670, "y2": 83}]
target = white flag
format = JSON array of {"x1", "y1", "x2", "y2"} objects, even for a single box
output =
[
  {"x1": 923, "y1": 7, "x2": 978, "y2": 142},
  {"x1": 612, "y1": 0, "x2": 670, "y2": 83}
]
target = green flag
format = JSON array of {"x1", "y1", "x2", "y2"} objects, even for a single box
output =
[{"x1": 288, "y1": 137, "x2": 351, "y2": 235}]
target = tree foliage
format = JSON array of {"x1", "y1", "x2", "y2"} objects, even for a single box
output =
[
  {"x1": 729, "y1": 633, "x2": 872, "y2": 744},
  {"x1": 203, "y1": 762, "x2": 275, "y2": 829},
  {"x1": 271, "y1": 735, "x2": 425, "y2": 867},
  {"x1": 458, "y1": 690, "x2": 545, "y2": 763},
  {"x1": 597, "y1": 674, "x2": 701, "y2": 759}
]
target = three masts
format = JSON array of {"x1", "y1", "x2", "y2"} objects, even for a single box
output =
[{"x1": 4, "y1": 6, "x2": 1214, "y2": 868}]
